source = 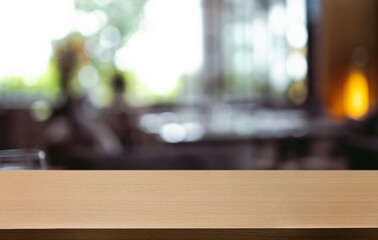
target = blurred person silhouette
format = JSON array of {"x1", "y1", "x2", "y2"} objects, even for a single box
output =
[
  {"x1": 106, "y1": 72, "x2": 135, "y2": 148},
  {"x1": 45, "y1": 36, "x2": 123, "y2": 169},
  {"x1": 106, "y1": 72, "x2": 159, "y2": 150}
]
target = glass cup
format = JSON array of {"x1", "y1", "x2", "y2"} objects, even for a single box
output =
[{"x1": 0, "y1": 149, "x2": 47, "y2": 170}]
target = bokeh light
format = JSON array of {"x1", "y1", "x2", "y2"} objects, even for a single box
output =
[
  {"x1": 286, "y1": 52, "x2": 308, "y2": 81},
  {"x1": 343, "y1": 71, "x2": 369, "y2": 120}
]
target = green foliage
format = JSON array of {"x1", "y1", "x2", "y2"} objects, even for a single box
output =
[
  {"x1": 75, "y1": 0, "x2": 148, "y2": 40},
  {"x1": 0, "y1": 0, "x2": 183, "y2": 107},
  {"x1": 0, "y1": 60, "x2": 60, "y2": 99}
]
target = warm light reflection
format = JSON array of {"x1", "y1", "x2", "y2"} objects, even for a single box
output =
[
  {"x1": 343, "y1": 71, "x2": 369, "y2": 120},
  {"x1": 288, "y1": 82, "x2": 308, "y2": 105}
]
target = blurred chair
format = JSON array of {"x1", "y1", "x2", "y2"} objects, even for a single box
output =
[
  {"x1": 344, "y1": 111, "x2": 378, "y2": 169},
  {"x1": 0, "y1": 149, "x2": 47, "y2": 170}
]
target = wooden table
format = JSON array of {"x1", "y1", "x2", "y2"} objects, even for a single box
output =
[{"x1": 1, "y1": 171, "x2": 378, "y2": 239}]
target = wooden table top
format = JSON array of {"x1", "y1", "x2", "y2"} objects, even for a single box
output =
[{"x1": 1, "y1": 171, "x2": 378, "y2": 230}]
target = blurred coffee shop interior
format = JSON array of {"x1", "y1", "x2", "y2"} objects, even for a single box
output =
[{"x1": 0, "y1": 0, "x2": 377, "y2": 170}]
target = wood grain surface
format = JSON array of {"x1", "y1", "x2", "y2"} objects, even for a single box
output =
[{"x1": 0, "y1": 171, "x2": 378, "y2": 230}]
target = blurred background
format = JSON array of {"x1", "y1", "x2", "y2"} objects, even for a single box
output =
[{"x1": 0, "y1": 0, "x2": 377, "y2": 170}]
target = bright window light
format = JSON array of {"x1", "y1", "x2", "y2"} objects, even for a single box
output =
[
  {"x1": 115, "y1": 0, "x2": 203, "y2": 95},
  {"x1": 0, "y1": 0, "x2": 75, "y2": 79}
]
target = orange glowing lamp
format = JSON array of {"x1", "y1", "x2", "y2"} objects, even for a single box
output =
[{"x1": 343, "y1": 71, "x2": 369, "y2": 120}]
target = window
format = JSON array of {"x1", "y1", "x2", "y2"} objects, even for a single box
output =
[
  {"x1": 203, "y1": 0, "x2": 308, "y2": 105},
  {"x1": 0, "y1": 0, "x2": 308, "y2": 108}
]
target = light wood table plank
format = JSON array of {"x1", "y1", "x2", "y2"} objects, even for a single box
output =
[{"x1": 1, "y1": 171, "x2": 378, "y2": 239}]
